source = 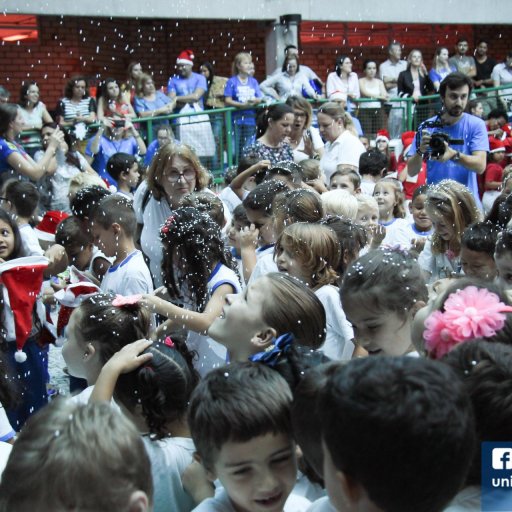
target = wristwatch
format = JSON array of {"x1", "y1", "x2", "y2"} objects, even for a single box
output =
[{"x1": 451, "y1": 151, "x2": 461, "y2": 162}]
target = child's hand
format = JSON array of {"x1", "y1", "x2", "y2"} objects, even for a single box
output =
[
  {"x1": 368, "y1": 224, "x2": 386, "y2": 249},
  {"x1": 153, "y1": 286, "x2": 171, "y2": 301},
  {"x1": 239, "y1": 224, "x2": 259, "y2": 250},
  {"x1": 104, "y1": 338, "x2": 153, "y2": 376},
  {"x1": 411, "y1": 237, "x2": 427, "y2": 254}
]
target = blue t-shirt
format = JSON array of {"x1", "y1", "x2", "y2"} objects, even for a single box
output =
[
  {"x1": 409, "y1": 113, "x2": 489, "y2": 205},
  {"x1": 167, "y1": 72, "x2": 207, "y2": 110},
  {"x1": 0, "y1": 138, "x2": 30, "y2": 184},
  {"x1": 134, "y1": 91, "x2": 171, "y2": 115},
  {"x1": 224, "y1": 76, "x2": 262, "y2": 125},
  {"x1": 429, "y1": 66, "x2": 457, "y2": 85},
  {"x1": 85, "y1": 136, "x2": 140, "y2": 185}
]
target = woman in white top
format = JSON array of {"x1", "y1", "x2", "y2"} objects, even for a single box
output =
[
  {"x1": 260, "y1": 55, "x2": 319, "y2": 101},
  {"x1": 18, "y1": 82, "x2": 53, "y2": 156},
  {"x1": 326, "y1": 55, "x2": 360, "y2": 112},
  {"x1": 358, "y1": 59, "x2": 388, "y2": 137},
  {"x1": 285, "y1": 96, "x2": 324, "y2": 162},
  {"x1": 317, "y1": 102, "x2": 366, "y2": 183}
]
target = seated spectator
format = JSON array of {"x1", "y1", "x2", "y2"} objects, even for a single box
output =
[{"x1": 96, "y1": 77, "x2": 136, "y2": 121}]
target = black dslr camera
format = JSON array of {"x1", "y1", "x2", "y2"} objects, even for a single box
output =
[{"x1": 416, "y1": 115, "x2": 463, "y2": 158}]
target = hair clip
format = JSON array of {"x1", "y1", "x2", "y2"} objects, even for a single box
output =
[
  {"x1": 424, "y1": 286, "x2": 512, "y2": 358},
  {"x1": 112, "y1": 294, "x2": 142, "y2": 307},
  {"x1": 164, "y1": 336, "x2": 175, "y2": 348},
  {"x1": 249, "y1": 333, "x2": 294, "y2": 367}
]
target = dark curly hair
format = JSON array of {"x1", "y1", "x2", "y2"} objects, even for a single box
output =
[
  {"x1": 116, "y1": 335, "x2": 199, "y2": 440},
  {"x1": 160, "y1": 207, "x2": 235, "y2": 312}
]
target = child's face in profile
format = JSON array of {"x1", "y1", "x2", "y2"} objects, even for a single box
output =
[
  {"x1": 460, "y1": 246, "x2": 497, "y2": 281},
  {"x1": 124, "y1": 163, "x2": 141, "y2": 188},
  {"x1": 228, "y1": 220, "x2": 247, "y2": 253},
  {"x1": 344, "y1": 296, "x2": 414, "y2": 356},
  {"x1": 330, "y1": 175, "x2": 356, "y2": 194},
  {"x1": 245, "y1": 208, "x2": 275, "y2": 246},
  {"x1": 208, "y1": 432, "x2": 297, "y2": 512},
  {"x1": 61, "y1": 309, "x2": 87, "y2": 380},
  {"x1": 65, "y1": 243, "x2": 93, "y2": 270},
  {"x1": 409, "y1": 193, "x2": 432, "y2": 232},
  {"x1": 90, "y1": 221, "x2": 118, "y2": 258}
]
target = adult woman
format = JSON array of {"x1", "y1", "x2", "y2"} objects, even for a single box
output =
[
  {"x1": 56, "y1": 76, "x2": 97, "y2": 136},
  {"x1": 467, "y1": 99, "x2": 484, "y2": 118},
  {"x1": 96, "y1": 78, "x2": 136, "y2": 121},
  {"x1": 201, "y1": 62, "x2": 227, "y2": 111},
  {"x1": 18, "y1": 82, "x2": 53, "y2": 156},
  {"x1": 398, "y1": 49, "x2": 435, "y2": 126},
  {"x1": 285, "y1": 96, "x2": 324, "y2": 162},
  {"x1": 133, "y1": 143, "x2": 210, "y2": 286},
  {"x1": 243, "y1": 103, "x2": 294, "y2": 165},
  {"x1": 358, "y1": 60, "x2": 388, "y2": 136},
  {"x1": 260, "y1": 55, "x2": 318, "y2": 101},
  {"x1": 429, "y1": 48, "x2": 456, "y2": 92},
  {"x1": 317, "y1": 102, "x2": 366, "y2": 183},
  {"x1": 85, "y1": 118, "x2": 146, "y2": 185},
  {"x1": 0, "y1": 103, "x2": 63, "y2": 186},
  {"x1": 224, "y1": 53, "x2": 264, "y2": 159},
  {"x1": 122, "y1": 61, "x2": 143, "y2": 105},
  {"x1": 326, "y1": 55, "x2": 360, "y2": 112},
  {"x1": 134, "y1": 73, "x2": 175, "y2": 139}
]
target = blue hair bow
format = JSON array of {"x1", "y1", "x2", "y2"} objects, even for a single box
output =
[{"x1": 248, "y1": 333, "x2": 295, "y2": 367}]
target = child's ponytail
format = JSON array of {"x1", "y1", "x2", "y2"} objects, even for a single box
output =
[{"x1": 117, "y1": 336, "x2": 200, "y2": 440}]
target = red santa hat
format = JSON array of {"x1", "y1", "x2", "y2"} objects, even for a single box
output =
[
  {"x1": 401, "y1": 130, "x2": 416, "y2": 150},
  {"x1": 0, "y1": 256, "x2": 48, "y2": 362},
  {"x1": 176, "y1": 49, "x2": 195, "y2": 66},
  {"x1": 375, "y1": 129, "x2": 390, "y2": 144},
  {"x1": 489, "y1": 137, "x2": 506, "y2": 153},
  {"x1": 34, "y1": 210, "x2": 70, "y2": 242},
  {"x1": 54, "y1": 282, "x2": 101, "y2": 345}
]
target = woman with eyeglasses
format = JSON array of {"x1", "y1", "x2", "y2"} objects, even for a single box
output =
[
  {"x1": 285, "y1": 96, "x2": 324, "y2": 162},
  {"x1": 133, "y1": 143, "x2": 210, "y2": 286}
]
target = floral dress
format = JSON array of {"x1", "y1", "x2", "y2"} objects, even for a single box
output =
[{"x1": 243, "y1": 140, "x2": 293, "y2": 165}]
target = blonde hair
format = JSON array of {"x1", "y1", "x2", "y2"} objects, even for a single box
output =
[
  {"x1": 146, "y1": 143, "x2": 209, "y2": 201},
  {"x1": 426, "y1": 179, "x2": 481, "y2": 255},
  {"x1": 68, "y1": 172, "x2": 107, "y2": 203},
  {"x1": 135, "y1": 72, "x2": 154, "y2": 97},
  {"x1": 356, "y1": 194, "x2": 379, "y2": 212},
  {"x1": 0, "y1": 399, "x2": 153, "y2": 511},
  {"x1": 276, "y1": 223, "x2": 340, "y2": 289},
  {"x1": 232, "y1": 52, "x2": 252, "y2": 76},
  {"x1": 373, "y1": 178, "x2": 406, "y2": 219},
  {"x1": 317, "y1": 102, "x2": 357, "y2": 136},
  {"x1": 321, "y1": 189, "x2": 358, "y2": 219}
]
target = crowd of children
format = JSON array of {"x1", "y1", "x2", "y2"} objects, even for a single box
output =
[{"x1": 2, "y1": 79, "x2": 512, "y2": 511}]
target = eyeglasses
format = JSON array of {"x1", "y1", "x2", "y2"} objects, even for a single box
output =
[{"x1": 166, "y1": 169, "x2": 196, "y2": 183}]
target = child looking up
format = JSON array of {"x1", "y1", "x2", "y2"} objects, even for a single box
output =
[
  {"x1": 140, "y1": 207, "x2": 241, "y2": 376},
  {"x1": 275, "y1": 223, "x2": 354, "y2": 360},
  {"x1": 227, "y1": 204, "x2": 250, "y2": 286},
  {"x1": 373, "y1": 177, "x2": 411, "y2": 248},
  {"x1": 91, "y1": 194, "x2": 153, "y2": 295},
  {"x1": 341, "y1": 248, "x2": 428, "y2": 356},
  {"x1": 91, "y1": 337, "x2": 199, "y2": 512},
  {"x1": 460, "y1": 221, "x2": 499, "y2": 280},
  {"x1": 106, "y1": 152, "x2": 141, "y2": 199},
  {"x1": 320, "y1": 357, "x2": 475, "y2": 512},
  {"x1": 0, "y1": 400, "x2": 153, "y2": 512},
  {"x1": 419, "y1": 179, "x2": 481, "y2": 283},
  {"x1": 188, "y1": 362, "x2": 311, "y2": 512},
  {"x1": 208, "y1": 272, "x2": 326, "y2": 362}
]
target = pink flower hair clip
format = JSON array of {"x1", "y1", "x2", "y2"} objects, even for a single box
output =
[
  {"x1": 164, "y1": 336, "x2": 175, "y2": 348},
  {"x1": 112, "y1": 294, "x2": 142, "y2": 308},
  {"x1": 423, "y1": 286, "x2": 512, "y2": 359}
]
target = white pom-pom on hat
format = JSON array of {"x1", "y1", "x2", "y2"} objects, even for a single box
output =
[{"x1": 14, "y1": 350, "x2": 27, "y2": 363}]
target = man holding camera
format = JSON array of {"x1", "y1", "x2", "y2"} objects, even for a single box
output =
[{"x1": 408, "y1": 72, "x2": 488, "y2": 205}]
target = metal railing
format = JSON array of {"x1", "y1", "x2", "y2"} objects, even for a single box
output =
[{"x1": 19, "y1": 84, "x2": 512, "y2": 181}]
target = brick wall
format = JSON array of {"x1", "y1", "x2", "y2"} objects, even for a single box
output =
[{"x1": 1, "y1": 16, "x2": 511, "y2": 110}]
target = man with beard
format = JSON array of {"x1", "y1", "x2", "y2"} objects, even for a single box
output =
[{"x1": 407, "y1": 73, "x2": 488, "y2": 206}]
